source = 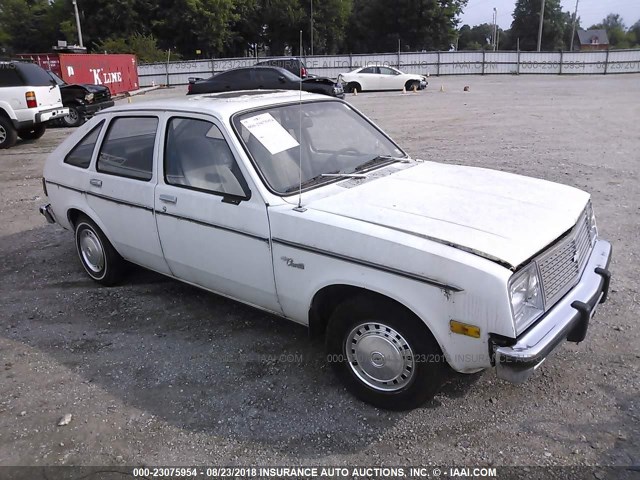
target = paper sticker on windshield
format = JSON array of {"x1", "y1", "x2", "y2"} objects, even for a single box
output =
[{"x1": 240, "y1": 113, "x2": 299, "y2": 155}]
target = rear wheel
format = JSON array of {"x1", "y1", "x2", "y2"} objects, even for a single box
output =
[
  {"x1": 62, "y1": 106, "x2": 84, "y2": 127},
  {"x1": 74, "y1": 215, "x2": 126, "y2": 286},
  {"x1": 17, "y1": 123, "x2": 46, "y2": 140},
  {"x1": 326, "y1": 295, "x2": 447, "y2": 410},
  {"x1": 0, "y1": 116, "x2": 18, "y2": 149}
]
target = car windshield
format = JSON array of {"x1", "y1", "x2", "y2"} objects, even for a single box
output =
[{"x1": 232, "y1": 100, "x2": 406, "y2": 195}]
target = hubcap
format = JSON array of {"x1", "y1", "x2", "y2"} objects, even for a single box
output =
[
  {"x1": 346, "y1": 322, "x2": 415, "y2": 392},
  {"x1": 66, "y1": 109, "x2": 79, "y2": 124},
  {"x1": 79, "y1": 229, "x2": 105, "y2": 274},
  {"x1": 0, "y1": 125, "x2": 6, "y2": 143}
]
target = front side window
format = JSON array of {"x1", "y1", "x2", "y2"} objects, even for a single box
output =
[
  {"x1": 64, "y1": 121, "x2": 104, "y2": 169},
  {"x1": 233, "y1": 101, "x2": 405, "y2": 194},
  {"x1": 165, "y1": 117, "x2": 247, "y2": 198},
  {"x1": 97, "y1": 117, "x2": 158, "y2": 181}
]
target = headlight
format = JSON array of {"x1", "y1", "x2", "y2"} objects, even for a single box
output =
[
  {"x1": 509, "y1": 263, "x2": 544, "y2": 333},
  {"x1": 586, "y1": 201, "x2": 598, "y2": 244},
  {"x1": 85, "y1": 93, "x2": 94, "y2": 103}
]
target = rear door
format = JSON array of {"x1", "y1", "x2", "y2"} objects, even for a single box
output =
[{"x1": 86, "y1": 113, "x2": 172, "y2": 274}]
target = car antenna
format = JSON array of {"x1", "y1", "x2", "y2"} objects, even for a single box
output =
[{"x1": 294, "y1": 29, "x2": 306, "y2": 212}]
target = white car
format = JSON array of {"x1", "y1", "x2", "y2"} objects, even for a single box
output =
[
  {"x1": 40, "y1": 91, "x2": 612, "y2": 410},
  {"x1": 338, "y1": 66, "x2": 427, "y2": 92},
  {"x1": 0, "y1": 61, "x2": 69, "y2": 149}
]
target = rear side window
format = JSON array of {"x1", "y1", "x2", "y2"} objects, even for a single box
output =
[
  {"x1": 15, "y1": 63, "x2": 54, "y2": 86},
  {"x1": 0, "y1": 64, "x2": 23, "y2": 87},
  {"x1": 64, "y1": 121, "x2": 104, "y2": 169},
  {"x1": 97, "y1": 117, "x2": 158, "y2": 181}
]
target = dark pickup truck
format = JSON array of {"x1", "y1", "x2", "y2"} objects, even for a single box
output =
[{"x1": 47, "y1": 71, "x2": 114, "y2": 127}]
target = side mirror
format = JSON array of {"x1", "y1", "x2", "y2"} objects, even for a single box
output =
[{"x1": 278, "y1": 76, "x2": 286, "y2": 83}]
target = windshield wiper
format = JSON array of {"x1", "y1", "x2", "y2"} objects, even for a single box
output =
[
  {"x1": 284, "y1": 170, "x2": 368, "y2": 193},
  {"x1": 354, "y1": 155, "x2": 410, "y2": 172}
]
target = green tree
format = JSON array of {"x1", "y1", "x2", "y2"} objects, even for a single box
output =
[
  {"x1": 94, "y1": 33, "x2": 172, "y2": 63},
  {"x1": 590, "y1": 14, "x2": 630, "y2": 48},
  {"x1": 347, "y1": 0, "x2": 467, "y2": 53},
  {"x1": 510, "y1": 0, "x2": 569, "y2": 51},
  {"x1": 311, "y1": 0, "x2": 352, "y2": 55}
]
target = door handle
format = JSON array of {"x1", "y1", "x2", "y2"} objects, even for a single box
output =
[
  {"x1": 90, "y1": 179, "x2": 102, "y2": 187},
  {"x1": 159, "y1": 194, "x2": 177, "y2": 204}
]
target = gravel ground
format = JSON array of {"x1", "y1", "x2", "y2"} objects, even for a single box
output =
[{"x1": 0, "y1": 75, "x2": 638, "y2": 472}]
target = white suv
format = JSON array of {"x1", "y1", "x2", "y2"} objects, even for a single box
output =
[{"x1": 0, "y1": 61, "x2": 69, "y2": 149}]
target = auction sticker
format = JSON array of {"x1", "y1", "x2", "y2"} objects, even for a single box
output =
[{"x1": 240, "y1": 113, "x2": 299, "y2": 155}]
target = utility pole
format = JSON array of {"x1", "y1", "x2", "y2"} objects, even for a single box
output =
[
  {"x1": 310, "y1": 0, "x2": 314, "y2": 56},
  {"x1": 72, "y1": 0, "x2": 84, "y2": 48},
  {"x1": 493, "y1": 8, "x2": 498, "y2": 51},
  {"x1": 537, "y1": 0, "x2": 546, "y2": 52},
  {"x1": 569, "y1": 0, "x2": 580, "y2": 51}
]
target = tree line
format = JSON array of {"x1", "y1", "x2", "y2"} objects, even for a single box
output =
[{"x1": 0, "y1": 0, "x2": 638, "y2": 64}]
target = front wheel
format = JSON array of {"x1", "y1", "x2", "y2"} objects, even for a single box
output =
[
  {"x1": 62, "y1": 106, "x2": 85, "y2": 127},
  {"x1": 326, "y1": 295, "x2": 447, "y2": 410},
  {"x1": 18, "y1": 123, "x2": 46, "y2": 140},
  {"x1": 74, "y1": 215, "x2": 126, "y2": 286}
]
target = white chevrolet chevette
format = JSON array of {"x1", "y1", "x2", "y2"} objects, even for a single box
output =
[{"x1": 40, "y1": 90, "x2": 612, "y2": 410}]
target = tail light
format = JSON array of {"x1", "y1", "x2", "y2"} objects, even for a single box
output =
[
  {"x1": 187, "y1": 83, "x2": 192, "y2": 94},
  {"x1": 26, "y1": 91, "x2": 37, "y2": 108},
  {"x1": 300, "y1": 66, "x2": 307, "y2": 78}
]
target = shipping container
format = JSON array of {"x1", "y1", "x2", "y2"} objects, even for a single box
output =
[{"x1": 16, "y1": 53, "x2": 139, "y2": 95}]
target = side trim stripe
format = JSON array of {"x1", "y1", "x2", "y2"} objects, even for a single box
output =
[
  {"x1": 154, "y1": 210, "x2": 269, "y2": 243},
  {"x1": 272, "y1": 238, "x2": 463, "y2": 292},
  {"x1": 46, "y1": 181, "x2": 269, "y2": 243}
]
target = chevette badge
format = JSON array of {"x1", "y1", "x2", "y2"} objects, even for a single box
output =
[{"x1": 281, "y1": 256, "x2": 305, "y2": 270}]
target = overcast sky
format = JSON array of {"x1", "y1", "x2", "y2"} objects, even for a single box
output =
[{"x1": 460, "y1": 0, "x2": 639, "y2": 30}]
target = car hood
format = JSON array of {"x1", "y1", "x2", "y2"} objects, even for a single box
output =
[
  {"x1": 61, "y1": 83, "x2": 110, "y2": 94},
  {"x1": 305, "y1": 161, "x2": 590, "y2": 268},
  {"x1": 302, "y1": 76, "x2": 336, "y2": 86}
]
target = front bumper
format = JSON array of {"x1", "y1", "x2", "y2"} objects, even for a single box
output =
[
  {"x1": 79, "y1": 99, "x2": 115, "y2": 117},
  {"x1": 493, "y1": 239, "x2": 612, "y2": 384}
]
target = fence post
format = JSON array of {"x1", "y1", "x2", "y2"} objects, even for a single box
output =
[
  {"x1": 517, "y1": 49, "x2": 521, "y2": 75},
  {"x1": 349, "y1": 53, "x2": 353, "y2": 70},
  {"x1": 437, "y1": 51, "x2": 440, "y2": 76},
  {"x1": 559, "y1": 50, "x2": 563, "y2": 75},
  {"x1": 482, "y1": 49, "x2": 485, "y2": 75},
  {"x1": 604, "y1": 49, "x2": 610, "y2": 75}
]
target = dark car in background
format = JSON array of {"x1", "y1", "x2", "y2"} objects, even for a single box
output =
[
  {"x1": 47, "y1": 71, "x2": 114, "y2": 127},
  {"x1": 187, "y1": 66, "x2": 344, "y2": 98},
  {"x1": 255, "y1": 57, "x2": 310, "y2": 78}
]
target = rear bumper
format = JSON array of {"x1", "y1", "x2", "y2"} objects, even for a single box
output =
[
  {"x1": 39, "y1": 204, "x2": 56, "y2": 224},
  {"x1": 36, "y1": 107, "x2": 69, "y2": 124},
  {"x1": 493, "y1": 239, "x2": 612, "y2": 383}
]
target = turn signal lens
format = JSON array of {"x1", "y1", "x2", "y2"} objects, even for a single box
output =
[
  {"x1": 26, "y1": 91, "x2": 37, "y2": 108},
  {"x1": 450, "y1": 320, "x2": 481, "y2": 338}
]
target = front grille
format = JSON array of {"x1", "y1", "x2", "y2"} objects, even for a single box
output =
[
  {"x1": 93, "y1": 90, "x2": 111, "y2": 102},
  {"x1": 538, "y1": 206, "x2": 594, "y2": 307}
]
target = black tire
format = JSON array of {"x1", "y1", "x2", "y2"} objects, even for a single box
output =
[
  {"x1": 62, "y1": 106, "x2": 85, "y2": 128},
  {"x1": 405, "y1": 80, "x2": 420, "y2": 92},
  {"x1": 326, "y1": 295, "x2": 447, "y2": 410},
  {"x1": 347, "y1": 82, "x2": 362, "y2": 93},
  {"x1": 17, "y1": 123, "x2": 46, "y2": 140},
  {"x1": 0, "y1": 115, "x2": 18, "y2": 149},
  {"x1": 74, "y1": 215, "x2": 126, "y2": 286}
]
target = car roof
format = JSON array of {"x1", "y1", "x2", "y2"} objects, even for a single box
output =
[{"x1": 103, "y1": 90, "x2": 333, "y2": 120}]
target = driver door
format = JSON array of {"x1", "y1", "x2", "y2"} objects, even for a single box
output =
[{"x1": 154, "y1": 113, "x2": 282, "y2": 314}]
